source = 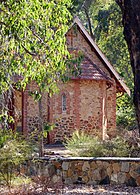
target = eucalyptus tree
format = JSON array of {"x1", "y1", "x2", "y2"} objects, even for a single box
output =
[
  {"x1": 116, "y1": 0, "x2": 140, "y2": 135},
  {"x1": 0, "y1": 0, "x2": 71, "y2": 93},
  {"x1": 0, "y1": 0, "x2": 72, "y2": 155}
]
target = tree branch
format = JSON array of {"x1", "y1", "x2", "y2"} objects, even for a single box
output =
[
  {"x1": 31, "y1": 30, "x2": 50, "y2": 49},
  {"x1": 0, "y1": 21, "x2": 6, "y2": 25},
  {"x1": 21, "y1": 44, "x2": 37, "y2": 56},
  {"x1": 116, "y1": 0, "x2": 124, "y2": 11},
  {"x1": 84, "y1": 7, "x2": 95, "y2": 40},
  {"x1": 32, "y1": 30, "x2": 44, "y2": 44},
  {"x1": 82, "y1": 0, "x2": 94, "y2": 11}
]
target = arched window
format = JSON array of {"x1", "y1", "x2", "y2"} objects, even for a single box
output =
[{"x1": 62, "y1": 94, "x2": 66, "y2": 112}]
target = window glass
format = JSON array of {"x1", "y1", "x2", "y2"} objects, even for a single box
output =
[{"x1": 62, "y1": 94, "x2": 66, "y2": 112}]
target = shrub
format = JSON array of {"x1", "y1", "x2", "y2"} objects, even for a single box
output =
[
  {"x1": 65, "y1": 130, "x2": 131, "y2": 157},
  {"x1": 0, "y1": 129, "x2": 33, "y2": 190},
  {"x1": 103, "y1": 136, "x2": 130, "y2": 157},
  {"x1": 126, "y1": 137, "x2": 140, "y2": 157},
  {"x1": 65, "y1": 130, "x2": 104, "y2": 157}
]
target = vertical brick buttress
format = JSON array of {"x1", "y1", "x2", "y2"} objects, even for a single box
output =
[{"x1": 74, "y1": 81, "x2": 80, "y2": 129}]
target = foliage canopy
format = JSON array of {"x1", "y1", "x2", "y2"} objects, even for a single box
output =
[{"x1": 0, "y1": 0, "x2": 72, "y2": 94}]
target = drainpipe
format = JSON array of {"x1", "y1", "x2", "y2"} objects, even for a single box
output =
[
  {"x1": 102, "y1": 82, "x2": 112, "y2": 140},
  {"x1": 102, "y1": 81, "x2": 107, "y2": 140}
]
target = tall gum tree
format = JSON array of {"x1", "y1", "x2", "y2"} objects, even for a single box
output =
[
  {"x1": 0, "y1": 0, "x2": 72, "y2": 155},
  {"x1": 116, "y1": 0, "x2": 140, "y2": 135}
]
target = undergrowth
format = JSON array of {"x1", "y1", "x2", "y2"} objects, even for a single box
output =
[{"x1": 65, "y1": 130, "x2": 139, "y2": 157}]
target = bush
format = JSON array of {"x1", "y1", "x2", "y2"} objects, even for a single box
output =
[
  {"x1": 0, "y1": 129, "x2": 33, "y2": 190},
  {"x1": 126, "y1": 137, "x2": 140, "y2": 157},
  {"x1": 65, "y1": 130, "x2": 104, "y2": 157},
  {"x1": 103, "y1": 136, "x2": 130, "y2": 157},
  {"x1": 65, "y1": 130, "x2": 131, "y2": 157}
]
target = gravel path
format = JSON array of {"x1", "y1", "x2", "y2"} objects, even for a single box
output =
[
  {"x1": 44, "y1": 144, "x2": 72, "y2": 157},
  {"x1": 58, "y1": 184, "x2": 140, "y2": 195},
  {"x1": 1, "y1": 184, "x2": 140, "y2": 194}
]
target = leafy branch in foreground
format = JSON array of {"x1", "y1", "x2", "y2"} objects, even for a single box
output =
[
  {"x1": 0, "y1": 0, "x2": 72, "y2": 156},
  {"x1": 0, "y1": 0, "x2": 72, "y2": 94}
]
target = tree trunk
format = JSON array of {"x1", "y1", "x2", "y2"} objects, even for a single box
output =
[
  {"x1": 47, "y1": 92, "x2": 50, "y2": 144},
  {"x1": 116, "y1": 0, "x2": 140, "y2": 135},
  {"x1": 38, "y1": 89, "x2": 44, "y2": 157}
]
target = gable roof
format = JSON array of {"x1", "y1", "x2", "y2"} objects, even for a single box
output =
[
  {"x1": 72, "y1": 56, "x2": 112, "y2": 82},
  {"x1": 72, "y1": 17, "x2": 130, "y2": 96}
]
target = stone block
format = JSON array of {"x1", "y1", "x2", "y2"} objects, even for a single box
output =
[
  {"x1": 43, "y1": 167, "x2": 49, "y2": 175},
  {"x1": 48, "y1": 164, "x2": 56, "y2": 176},
  {"x1": 56, "y1": 169, "x2": 62, "y2": 176},
  {"x1": 90, "y1": 161, "x2": 98, "y2": 169},
  {"x1": 96, "y1": 161, "x2": 102, "y2": 166},
  {"x1": 92, "y1": 169, "x2": 101, "y2": 181},
  {"x1": 136, "y1": 166, "x2": 140, "y2": 174},
  {"x1": 62, "y1": 162, "x2": 69, "y2": 171},
  {"x1": 102, "y1": 161, "x2": 109, "y2": 168},
  {"x1": 52, "y1": 175, "x2": 61, "y2": 183},
  {"x1": 67, "y1": 169, "x2": 73, "y2": 177},
  {"x1": 62, "y1": 171, "x2": 67, "y2": 178},
  {"x1": 136, "y1": 177, "x2": 140, "y2": 186},
  {"x1": 121, "y1": 162, "x2": 130, "y2": 172},
  {"x1": 126, "y1": 176, "x2": 137, "y2": 187},
  {"x1": 64, "y1": 178, "x2": 73, "y2": 184},
  {"x1": 111, "y1": 173, "x2": 118, "y2": 183},
  {"x1": 82, "y1": 161, "x2": 90, "y2": 171},
  {"x1": 100, "y1": 168, "x2": 107, "y2": 179},
  {"x1": 130, "y1": 169, "x2": 139, "y2": 179},
  {"x1": 99, "y1": 175, "x2": 110, "y2": 185},
  {"x1": 118, "y1": 172, "x2": 126, "y2": 184},
  {"x1": 112, "y1": 163, "x2": 120, "y2": 173},
  {"x1": 107, "y1": 166, "x2": 113, "y2": 176},
  {"x1": 83, "y1": 176, "x2": 89, "y2": 183},
  {"x1": 53, "y1": 161, "x2": 61, "y2": 169}
]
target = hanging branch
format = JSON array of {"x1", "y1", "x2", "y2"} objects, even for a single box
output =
[
  {"x1": 84, "y1": 6, "x2": 95, "y2": 40},
  {"x1": 21, "y1": 44, "x2": 37, "y2": 56}
]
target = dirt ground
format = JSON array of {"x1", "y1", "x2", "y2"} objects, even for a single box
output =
[
  {"x1": 0, "y1": 184, "x2": 140, "y2": 195},
  {"x1": 44, "y1": 144, "x2": 72, "y2": 157}
]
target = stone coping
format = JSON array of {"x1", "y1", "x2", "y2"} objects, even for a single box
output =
[{"x1": 39, "y1": 156, "x2": 140, "y2": 162}]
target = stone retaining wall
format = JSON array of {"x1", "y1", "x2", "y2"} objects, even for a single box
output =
[{"x1": 24, "y1": 157, "x2": 140, "y2": 187}]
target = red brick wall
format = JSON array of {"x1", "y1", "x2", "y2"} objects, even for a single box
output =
[
  {"x1": 48, "y1": 79, "x2": 116, "y2": 143},
  {"x1": 106, "y1": 80, "x2": 117, "y2": 137}
]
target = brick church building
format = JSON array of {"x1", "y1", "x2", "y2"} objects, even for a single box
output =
[{"x1": 14, "y1": 17, "x2": 130, "y2": 143}]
